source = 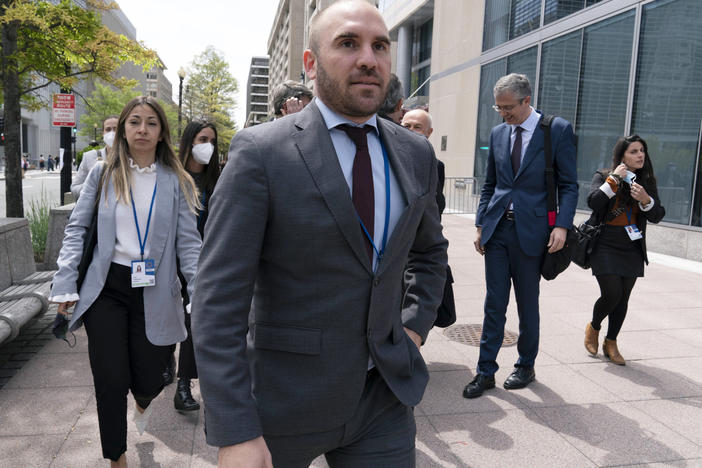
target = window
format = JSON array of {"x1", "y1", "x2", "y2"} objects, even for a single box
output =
[
  {"x1": 483, "y1": 0, "x2": 541, "y2": 51},
  {"x1": 146, "y1": 72, "x2": 157, "y2": 80},
  {"x1": 538, "y1": 30, "x2": 581, "y2": 125},
  {"x1": 631, "y1": 0, "x2": 702, "y2": 225},
  {"x1": 574, "y1": 11, "x2": 635, "y2": 208}
]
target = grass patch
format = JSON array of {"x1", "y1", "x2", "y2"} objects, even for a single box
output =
[{"x1": 26, "y1": 192, "x2": 55, "y2": 263}]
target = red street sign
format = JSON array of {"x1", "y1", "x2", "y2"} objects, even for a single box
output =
[{"x1": 52, "y1": 93, "x2": 76, "y2": 127}]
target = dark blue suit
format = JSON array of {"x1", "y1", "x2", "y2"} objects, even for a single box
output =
[{"x1": 475, "y1": 112, "x2": 577, "y2": 376}]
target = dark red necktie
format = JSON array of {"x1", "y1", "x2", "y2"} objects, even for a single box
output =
[
  {"x1": 511, "y1": 126, "x2": 523, "y2": 176},
  {"x1": 338, "y1": 124, "x2": 374, "y2": 260}
]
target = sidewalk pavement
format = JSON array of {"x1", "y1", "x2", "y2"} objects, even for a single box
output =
[{"x1": 1, "y1": 214, "x2": 701, "y2": 467}]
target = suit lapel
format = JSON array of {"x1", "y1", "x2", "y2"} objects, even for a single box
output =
[
  {"x1": 495, "y1": 125, "x2": 514, "y2": 181},
  {"x1": 515, "y1": 119, "x2": 544, "y2": 179},
  {"x1": 97, "y1": 173, "x2": 117, "y2": 262},
  {"x1": 292, "y1": 103, "x2": 373, "y2": 274},
  {"x1": 149, "y1": 163, "x2": 174, "y2": 269}
]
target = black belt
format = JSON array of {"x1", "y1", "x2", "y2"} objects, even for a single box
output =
[{"x1": 504, "y1": 210, "x2": 515, "y2": 221}]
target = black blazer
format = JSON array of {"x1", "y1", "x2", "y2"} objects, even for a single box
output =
[{"x1": 586, "y1": 171, "x2": 665, "y2": 264}]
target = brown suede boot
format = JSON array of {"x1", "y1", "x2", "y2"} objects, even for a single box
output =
[
  {"x1": 584, "y1": 323, "x2": 599, "y2": 356},
  {"x1": 603, "y1": 338, "x2": 625, "y2": 365}
]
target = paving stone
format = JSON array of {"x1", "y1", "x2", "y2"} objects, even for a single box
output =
[
  {"x1": 0, "y1": 386, "x2": 93, "y2": 436},
  {"x1": 428, "y1": 409, "x2": 597, "y2": 467},
  {"x1": 535, "y1": 402, "x2": 702, "y2": 466},
  {"x1": 630, "y1": 397, "x2": 702, "y2": 447},
  {"x1": 2, "y1": 350, "x2": 92, "y2": 389},
  {"x1": 0, "y1": 434, "x2": 65, "y2": 468}
]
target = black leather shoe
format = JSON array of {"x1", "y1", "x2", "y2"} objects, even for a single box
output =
[
  {"x1": 174, "y1": 378, "x2": 200, "y2": 412},
  {"x1": 463, "y1": 374, "x2": 495, "y2": 399},
  {"x1": 503, "y1": 367, "x2": 535, "y2": 390},
  {"x1": 162, "y1": 353, "x2": 176, "y2": 386}
]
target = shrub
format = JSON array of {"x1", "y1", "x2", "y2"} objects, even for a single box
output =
[{"x1": 26, "y1": 192, "x2": 54, "y2": 263}]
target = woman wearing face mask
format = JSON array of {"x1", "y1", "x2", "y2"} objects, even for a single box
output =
[
  {"x1": 71, "y1": 116, "x2": 119, "y2": 198},
  {"x1": 50, "y1": 97, "x2": 201, "y2": 467},
  {"x1": 169, "y1": 120, "x2": 221, "y2": 412},
  {"x1": 584, "y1": 135, "x2": 665, "y2": 365}
]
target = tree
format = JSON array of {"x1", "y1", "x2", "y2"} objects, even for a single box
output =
[
  {"x1": 78, "y1": 82, "x2": 139, "y2": 140},
  {"x1": 184, "y1": 46, "x2": 237, "y2": 156},
  {"x1": 0, "y1": 0, "x2": 156, "y2": 217}
]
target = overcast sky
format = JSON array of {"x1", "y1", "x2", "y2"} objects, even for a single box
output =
[{"x1": 116, "y1": 0, "x2": 280, "y2": 130}]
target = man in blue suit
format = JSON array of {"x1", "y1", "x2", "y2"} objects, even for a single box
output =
[{"x1": 464, "y1": 73, "x2": 577, "y2": 398}]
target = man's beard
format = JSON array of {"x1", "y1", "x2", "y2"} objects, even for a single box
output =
[{"x1": 315, "y1": 60, "x2": 387, "y2": 118}]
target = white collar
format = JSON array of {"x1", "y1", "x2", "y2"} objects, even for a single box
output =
[{"x1": 128, "y1": 157, "x2": 157, "y2": 174}]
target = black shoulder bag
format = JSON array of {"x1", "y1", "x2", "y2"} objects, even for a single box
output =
[{"x1": 540, "y1": 115, "x2": 578, "y2": 281}]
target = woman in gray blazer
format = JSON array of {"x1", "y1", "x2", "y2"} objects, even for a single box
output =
[{"x1": 50, "y1": 96, "x2": 202, "y2": 467}]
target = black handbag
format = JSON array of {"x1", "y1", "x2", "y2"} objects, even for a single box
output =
[
  {"x1": 76, "y1": 168, "x2": 104, "y2": 290},
  {"x1": 539, "y1": 115, "x2": 576, "y2": 281},
  {"x1": 572, "y1": 222, "x2": 602, "y2": 269}
]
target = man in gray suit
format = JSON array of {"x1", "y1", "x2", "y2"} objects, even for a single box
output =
[{"x1": 192, "y1": 1, "x2": 448, "y2": 467}]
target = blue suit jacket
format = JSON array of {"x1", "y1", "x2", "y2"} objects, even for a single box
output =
[{"x1": 476, "y1": 115, "x2": 578, "y2": 257}]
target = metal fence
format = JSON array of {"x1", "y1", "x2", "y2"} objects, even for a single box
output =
[{"x1": 443, "y1": 177, "x2": 479, "y2": 214}]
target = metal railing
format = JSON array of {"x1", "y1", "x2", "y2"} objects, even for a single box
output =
[{"x1": 443, "y1": 177, "x2": 479, "y2": 214}]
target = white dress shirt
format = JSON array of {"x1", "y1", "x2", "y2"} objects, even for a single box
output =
[{"x1": 316, "y1": 98, "x2": 405, "y2": 271}]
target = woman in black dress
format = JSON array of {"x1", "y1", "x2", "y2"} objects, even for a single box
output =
[
  {"x1": 170, "y1": 120, "x2": 221, "y2": 411},
  {"x1": 584, "y1": 135, "x2": 665, "y2": 365}
]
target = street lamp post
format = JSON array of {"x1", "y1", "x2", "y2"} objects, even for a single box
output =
[
  {"x1": 177, "y1": 67, "x2": 186, "y2": 139},
  {"x1": 93, "y1": 122, "x2": 98, "y2": 142}
]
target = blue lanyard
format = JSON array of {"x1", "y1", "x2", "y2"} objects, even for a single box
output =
[
  {"x1": 130, "y1": 183, "x2": 157, "y2": 261},
  {"x1": 357, "y1": 144, "x2": 391, "y2": 272},
  {"x1": 625, "y1": 206, "x2": 633, "y2": 225}
]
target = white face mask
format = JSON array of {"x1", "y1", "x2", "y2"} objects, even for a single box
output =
[
  {"x1": 103, "y1": 131, "x2": 116, "y2": 148},
  {"x1": 191, "y1": 142, "x2": 214, "y2": 165}
]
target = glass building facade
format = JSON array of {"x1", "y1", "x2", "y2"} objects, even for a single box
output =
[{"x1": 475, "y1": 0, "x2": 702, "y2": 227}]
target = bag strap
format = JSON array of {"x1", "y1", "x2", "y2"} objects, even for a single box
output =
[{"x1": 540, "y1": 114, "x2": 556, "y2": 227}]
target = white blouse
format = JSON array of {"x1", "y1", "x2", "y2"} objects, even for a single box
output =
[{"x1": 112, "y1": 158, "x2": 158, "y2": 266}]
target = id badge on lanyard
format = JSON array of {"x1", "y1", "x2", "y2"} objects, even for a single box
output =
[
  {"x1": 130, "y1": 183, "x2": 157, "y2": 288},
  {"x1": 624, "y1": 206, "x2": 642, "y2": 241}
]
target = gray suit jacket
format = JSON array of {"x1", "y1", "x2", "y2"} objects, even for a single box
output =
[
  {"x1": 71, "y1": 147, "x2": 106, "y2": 198},
  {"x1": 51, "y1": 161, "x2": 202, "y2": 345},
  {"x1": 192, "y1": 102, "x2": 448, "y2": 447}
]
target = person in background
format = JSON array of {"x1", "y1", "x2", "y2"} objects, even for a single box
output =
[
  {"x1": 47, "y1": 155, "x2": 54, "y2": 171},
  {"x1": 465, "y1": 73, "x2": 578, "y2": 398},
  {"x1": 39, "y1": 155, "x2": 45, "y2": 171},
  {"x1": 584, "y1": 135, "x2": 665, "y2": 365},
  {"x1": 377, "y1": 73, "x2": 404, "y2": 124},
  {"x1": 168, "y1": 119, "x2": 221, "y2": 412},
  {"x1": 49, "y1": 96, "x2": 202, "y2": 467},
  {"x1": 71, "y1": 116, "x2": 119, "y2": 198},
  {"x1": 271, "y1": 80, "x2": 313, "y2": 118}
]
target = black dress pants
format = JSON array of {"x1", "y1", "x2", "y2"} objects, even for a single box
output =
[
  {"x1": 176, "y1": 309, "x2": 198, "y2": 379},
  {"x1": 83, "y1": 263, "x2": 175, "y2": 461}
]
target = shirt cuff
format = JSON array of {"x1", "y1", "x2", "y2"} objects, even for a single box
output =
[
  {"x1": 599, "y1": 181, "x2": 616, "y2": 198},
  {"x1": 186, "y1": 303, "x2": 191, "y2": 314},
  {"x1": 639, "y1": 197, "x2": 655, "y2": 212},
  {"x1": 49, "y1": 293, "x2": 79, "y2": 303}
]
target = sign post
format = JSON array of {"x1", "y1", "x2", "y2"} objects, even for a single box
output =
[{"x1": 53, "y1": 93, "x2": 75, "y2": 204}]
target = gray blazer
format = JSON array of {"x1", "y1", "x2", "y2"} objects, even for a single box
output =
[
  {"x1": 192, "y1": 102, "x2": 448, "y2": 447},
  {"x1": 71, "y1": 147, "x2": 106, "y2": 198},
  {"x1": 51, "y1": 161, "x2": 202, "y2": 346}
]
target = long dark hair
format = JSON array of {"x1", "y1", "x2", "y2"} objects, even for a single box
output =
[
  {"x1": 610, "y1": 135, "x2": 657, "y2": 207},
  {"x1": 178, "y1": 120, "x2": 221, "y2": 196}
]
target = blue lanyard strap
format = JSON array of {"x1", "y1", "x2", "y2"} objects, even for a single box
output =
[
  {"x1": 626, "y1": 205, "x2": 633, "y2": 225},
  {"x1": 357, "y1": 143, "x2": 391, "y2": 272},
  {"x1": 130, "y1": 182, "x2": 158, "y2": 261}
]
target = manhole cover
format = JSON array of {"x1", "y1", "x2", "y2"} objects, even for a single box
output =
[{"x1": 443, "y1": 324, "x2": 518, "y2": 347}]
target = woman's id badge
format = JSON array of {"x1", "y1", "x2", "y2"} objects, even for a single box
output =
[
  {"x1": 131, "y1": 259, "x2": 156, "y2": 288},
  {"x1": 625, "y1": 224, "x2": 643, "y2": 241}
]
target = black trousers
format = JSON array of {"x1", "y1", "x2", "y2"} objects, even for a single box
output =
[
  {"x1": 83, "y1": 263, "x2": 174, "y2": 461},
  {"x1": 176, "y1": 309, "x2": 198, "y2": 379},
  {"x1": 264, "y1": 369, "x2": 416, "y2": 468}
]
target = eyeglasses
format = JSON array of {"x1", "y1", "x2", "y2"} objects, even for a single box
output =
[{"x1": 492, "y1": 100, "x2": 524, "y2": 113}]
